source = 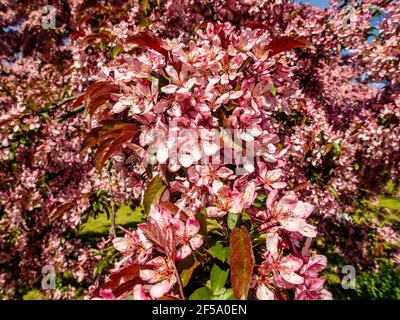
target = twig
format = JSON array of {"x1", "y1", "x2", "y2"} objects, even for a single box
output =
[
  {"x1": 47, "y1": 95, "x2": 77, "y2": 111},
  {"x1": 171, "y1": 260, "x2": 185, "y2": 300},
  {"x1": 107, "y1": 161, "x2": 116, "y2": 238},
  {"x1": 58, "y1": 105, "x2": 84, "y2": 122}
]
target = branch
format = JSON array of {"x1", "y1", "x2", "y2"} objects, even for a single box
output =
[{"x1": 58, "y1": 105, "x2": 84, "y2": 122}]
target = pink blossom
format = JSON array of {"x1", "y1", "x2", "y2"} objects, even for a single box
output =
[
  {"x1": 139, "y1": 256, "x2": 177, "y2": 299},
  {"x1": 258, "y1": 232, "x2": 304, "y2": 290},
  {"x1": 257, "y1": 162, "x2": 287, "y2": 191},
  {"x1": 172, "y1": 215, "x2": 203, "y2": 260},
  {"x1": 265, "y1": 191, "x2": 317, "y2": 237},
  {"x1": 206, "y1": 185, "x2": 244, "y2": 218}
]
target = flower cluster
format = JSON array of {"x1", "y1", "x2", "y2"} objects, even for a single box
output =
[{"x1": 0, "y1": 0, "x2": 399, "y2": 299}]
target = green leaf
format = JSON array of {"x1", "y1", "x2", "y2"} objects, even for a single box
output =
[
  {"x1": 143, "y1": 175, "x2": 166, "y2": 214},
  {"x1": 140, "y1": 0, "x2": 149, "y2": 15},
  {"x1": 208, "y1": 242, "x2": 228, "y2": 263},
  {"x1": 256, "y1": 194, "x2": 267, "y2": 201},
  {"x1": 227, "y1": 212, "x2": 239, "y2": 230},
  {"x1": 8, "y1": 151, "x2": 15, "y2": 161},
  {"x1": 112, "y1": 46, "x2": 122, "y2": 58},
  {"x1": 206, "y1": 218, "x2": 224, "y2": 232},
  {"x1": 354, "y1": 162, "x2": 360, "y2": 171},
  {"x1": 189, "y1": 263, "x2": 236, "y2": 300},
  {"x1": 328, "y1": 185, "x2": 340, "y2": 200},
  {"x1": 242, "y1": 211, "x2": 251, "y2": 221},
  {"x1": 93, "y1": 260, "x2": 105, "y2": 277},
  {"x1": 210, "y1": 264, "x2": 229, "y2": 293},
  {"x1": 270, "y1": 84, "x2": 277, "y2": 96},
  {"x1": 212, "y1": 288, "x2": 236, "y2": 300},
  {"x1": 333, "y1": 142, "x2": 341, "y2": 154},
  {"x1": 189, "y1": 287, "x2": 212, "y2": 300}
]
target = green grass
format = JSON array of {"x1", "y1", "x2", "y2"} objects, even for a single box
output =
[
  {"x1": 321, "y1": 188, "x2": 400, "y2": 300},
  {"x1": 78, "y1": 204, "x2": 145, "y2": 245},
  {"x1": 378, "y1": 197, "x2": 400, "y2": 211},
  {"x1": 325, "y1": 258, "x2": 400, "y2": 300},
  {"x1": 79, "y1": 204, "x2": 144, "y2": 235},
  {"x1": 22, "y1": 289, "x2": 45, "y2": 300}
]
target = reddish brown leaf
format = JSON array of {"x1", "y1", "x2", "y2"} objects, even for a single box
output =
[
  {"x1": 87, "y1": 82, "x2": 120, "y2": 101},
  {"x1": 266, "y1": 36, "x2": 310, "y2": 57},
  {"x1": 87, "y1": 94, "x2": 113, "y2": 117},
  {"x1": 94, "y1": 138, "x2": 115, "y2": 171},
  {"x1": 83, "y1": 81, "x2": 120, "y2": 116},
  {"x1": 194, "y1": 21, "x2": 209, "y2": 31},
  {"x1": 230, "y1": 226, "x2": 255, "y2": 300},
  {"x1": 113, "y1": 278, "x2": 141, "y2": 298},
  {"x1": 275, "y1": 290, "x2": 288, "y2": 300},
  {"x1": 71, "y1": 94, "x2": 85, "y2": 109},
  {"x1": 95, "y1": 131, "x2": 137, "y2": 171},
  {"x1": 125, "y1": 32, "x2": 169, "y2": 59},
  {"x1": 82, "y1": 33, "x2": 112, "y2": 43},
  {"x1": 158, "y1": 201, "x2": 179, "y2": 215},
  {"x1": 81, "y1": 120, "x2": 139, "y2": 171},
  {"x1": 293, "y1": 182, "x2": 308, "y2": 192},
  {"x1": 81, "y1": 128, "x2": 123, "y2": 154},
  {"x1": 81, "y1": 120, "x2": 135, "y2": 153},
  {"x1": 77, "y1": 14, "x2": 94, "y2": 32},
  {"x1": 110, "y1": 264, "x2": 141, "y2": 282},
  {"x1": 50, "y1": 202, "x2": 74, "y2": 222},
  {"x1": 93, "y1": 264, "x2": 144, "y2": 298},
  {"x1": 303, "y1": 140, "x2": 314, "y2": 156},
  {"x1": 158, "y1": 201, "x2": 189, "y2": 221},
  {"x1": 70, "y1": 30, "x2": 85, "y2": 40},
  {"x1": 244, "y1": 21, "x2": 272, "y2": 31}
]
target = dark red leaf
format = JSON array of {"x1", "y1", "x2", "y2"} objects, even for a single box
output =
[
  {"x1": 93, "y1": 264, "x2": 144, "y2": 298},
  {"x1": 83, "y1": 81, "x2": 120, "y2": 116},
  {"x1": 71, "y1": 94, "x2": 85, "y2": 109},
  {"x1": 125, "y1": 32, "x2": 169, "y2": 59},
  {"x1": 50, "y1": 202, "x2": 74, "y2": 222},
  {"x1": 82, "y1": 33, "x2": 112, "y2": 43},
  {"x1": 87, "y1": 94, "x2": 113, "y2": 117},
  {"x1": 95, "y1": 130, "x2": 137, "y2": 171},
  {"x1": 266, "y1": 36, "x2": 310, "y2": 57},
  {"x1": 81, "y1": 120, "x2": 139, "y2": 171},
  {"x1": 81, "y1": 120, "x2": 134, "y2": 153},
  {"x1": 244, "y1": 21, "x2": 272, "y2": 31},
  {"x1": 158, "y1": 201, "x2": 189, "y2": 221}
]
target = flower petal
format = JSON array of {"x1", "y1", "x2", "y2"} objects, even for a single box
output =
[
  {"x1": 256, "y1": 284, "x2": 274, "y2": 300},
  {"x1": 186, "y1": 217, "x2": 200, "y2": 236},
  {"x1": 149, "y1": 279, "x2": 173, "y2": 298},
  {"x1": 161, "y1": 84, "x2": 178, "y2": 94}
]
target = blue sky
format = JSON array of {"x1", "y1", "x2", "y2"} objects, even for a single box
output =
[{"x1": 294, "y1": 0, "x2": 330, "y2": 8}]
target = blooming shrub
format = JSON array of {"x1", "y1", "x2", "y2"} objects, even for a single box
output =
[{"x1": 0, "y1": 0, "x2": 399, "y2": 299}]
